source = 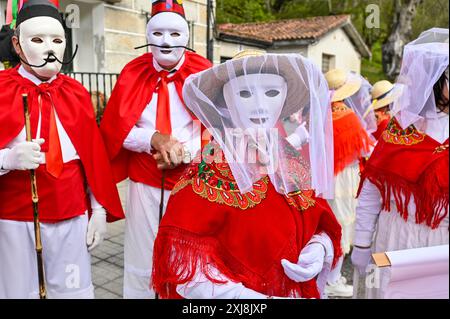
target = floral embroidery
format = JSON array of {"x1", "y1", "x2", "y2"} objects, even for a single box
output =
[
  {"x1": 434, "y1": 144, "x2": 449, "y2": 154},
  {"x1": 382, "y1": 119, "x2": 425, "y2": 146},
  {"x1": 171, "y1": 143, "x2": 269, "y2": 210},
  {"x1": 285, "y1": 190, "x2": 316, "y2": 211}
]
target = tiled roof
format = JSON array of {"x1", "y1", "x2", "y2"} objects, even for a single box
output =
[{"x1": 217, "y1": 15, "x2": 351, "y2": 45}]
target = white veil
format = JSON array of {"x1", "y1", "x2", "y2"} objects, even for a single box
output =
[
  {"x1": 392, "y1": 28, "x2": 449, "y2": 131},
  {"x1": 345, "y1": 74, "x2": 377, "y2": 135},
  {"x1": 183, "y1": 54, "x2": 334, "y2": 198}
]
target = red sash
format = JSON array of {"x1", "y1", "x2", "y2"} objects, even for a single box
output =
[{"x1": 0, "y1": 160, "x2": 89, "y2": 223}]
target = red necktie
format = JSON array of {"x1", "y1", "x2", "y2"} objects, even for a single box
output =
[
  {"x1": 155, "y1": 71, "x2": 172, "y2": 135},
  {"x1": 38, "y1": 84, "x2": 63, "y2": 178}
]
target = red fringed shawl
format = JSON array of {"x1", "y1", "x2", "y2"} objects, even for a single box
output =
[
  {"x1": 332, "y1": 102, "x2": 373, "y2": 176},
  {"x1": 152, "y1": 144, "x2": 342, "y2": 299},
  {"x1": 358, "y1": 119, "x2": 449, "y2": 229}
]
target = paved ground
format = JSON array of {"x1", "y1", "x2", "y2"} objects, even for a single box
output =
[{"x1": 91, "y1": 180, "x2": 354, "y2": 299}]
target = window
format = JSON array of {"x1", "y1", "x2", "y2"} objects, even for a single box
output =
[
  {"x1": 322, "y1": 53, "x2": 335, "y2": 73},
  {"x1": 0, "y1": 0, "x2": 7, "y2": 25}
]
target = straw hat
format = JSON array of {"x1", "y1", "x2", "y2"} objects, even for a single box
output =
[
  {"x1": 184, "y1": 51, "x2": 312, "y2": 128},
  {"x1": 371, "y1": 80, "x2": 395, "y2": 110},
  {"x1": 325, "y1": 69, "x2": 362, "y2": 102}
]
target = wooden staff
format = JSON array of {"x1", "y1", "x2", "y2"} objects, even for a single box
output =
[
  {"x1": 22, "y1": 94, "x2": 47, "y2": 299},
  {"x1": 155, "y1": 170, "x2": 166, "y2": 300}
]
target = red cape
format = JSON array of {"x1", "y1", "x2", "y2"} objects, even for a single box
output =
[
  {"x1": 100, "y1": 52, "x2": 212, "y2": 183},
  {"x1": 152, "y1": 144, "x2": 342, "y2": 299},
  {"x1": 0, "y1": 66, "x2": 124, "y2": 222},
  {"x1": 358, "y1": 118, "x2": 449, "y2": 229}
]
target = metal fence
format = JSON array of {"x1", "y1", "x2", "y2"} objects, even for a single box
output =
[{"x1": 64, "y1": 72, "x2": 119, "y2": 123}]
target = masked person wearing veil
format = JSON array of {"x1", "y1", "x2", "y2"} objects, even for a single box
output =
[
  {"x1": 100, "y1": 0, "x2": 211, "y2": 299},
  {"x1": 0, "y1": 0, "x2": 124, "y2": 298},
  {"x1": 151, "y1": 50, "x2": 343, "y2": 299},
  {"x1": 323, "y1": 69, "x2": 374, "y2": 297},
  {"x1": 351, "y1": 28, "x2": 449, "y2": 299}
]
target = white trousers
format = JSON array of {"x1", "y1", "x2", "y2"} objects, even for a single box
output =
[
  {"x1": 328, "y1": 163, "x2": 360, "y2": 255},
  {"x1": 0, "y1": 214, "x2": 94, "y2": 299},
  {"x1": 123, "y1": 181, "x2": 171, "y2": 299}
]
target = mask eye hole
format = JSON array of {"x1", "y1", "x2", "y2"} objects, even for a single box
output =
[
  {"x1": 171, "y1": 32, "x2": 181, "y2": 37},
  {"x1": 153, "y1": 32, "x2": 163, "y2": 37},
  {"x1": 53, "y1": 38, "x2": 63, "y2": 44},
  {"x1": 265, "y1": 89, "x2": 280, "y2": 97},
  {"x1": 239, "y1": 90, "x2": 252, "y2": 98},
  {"x1": 31, "y1": 37, "x2": 43, "y2": 43}
]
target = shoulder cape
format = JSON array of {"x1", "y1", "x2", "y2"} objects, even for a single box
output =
[
  {"x1": 358, "y1": 118, "x2": 449, "y2": 229},
  {"x1": 332, "y1": 101, "x2": 374, "y2": 175},
  {"x1": 0, "y1": 67, "x2": 124, "y2": 222},
  {"x1": 100, "y1": 52, "x2": 212, "y2": 182},
  {"x1": 152, "y1": 143, "x2": 342, "y2": 299}
]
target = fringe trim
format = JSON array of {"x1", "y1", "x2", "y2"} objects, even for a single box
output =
[
  {"x1": 358, "y1": 156, "x2": 449, "y2": 229},
  {"x1": 151, "y1": 227, "x2": 318, "y2": 299},
  {"x1": 333, "y1": 112, "x2": 373, "y2": 176}
]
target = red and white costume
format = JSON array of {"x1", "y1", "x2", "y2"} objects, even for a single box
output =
[
  {"x1": 100, "y1": 0, "x2": 212, "y2": 298},
  {"x1": 0, "y1": 65, "x2": 124, "y2": 298}
]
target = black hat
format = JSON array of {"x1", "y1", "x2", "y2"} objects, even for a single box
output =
[{"x1": 16, "y1": 0, "x2": 63, "y2": 28}]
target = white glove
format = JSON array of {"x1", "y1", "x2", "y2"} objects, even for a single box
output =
[
  {"x1": 351, "y1": 246, "x2": 373, "y2": 276},
  {"x1": 286, "y1": 123, "x2": 310, "y2": 149},
  {"x1": 1, "y1": 138, "x2": 45, "y2": 171},
  {"x1": 86, "y1": 208, "x2": 107, "y2": 251},
  {"x1": 281, "y1": 243, "x2": 325, "y2": 283}
]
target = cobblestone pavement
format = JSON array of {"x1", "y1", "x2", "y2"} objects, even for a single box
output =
[{"x1": 92, "y1": 180, "x2": 354, "y2": 299}]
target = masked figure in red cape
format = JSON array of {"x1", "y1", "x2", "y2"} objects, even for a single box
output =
[
  {"x1": 100, "y1": 0, "x2": 212, "y2": 299},
  {"x1": 0, "y1": 0, "x2": 124, "y2": 299},
  {"x1": 351, "y1": 28, "x2": 449, "y2": 299},
  {"x1": 322, "y1": 69, "x2": 374, "y2": 297},
  {"x1": 151, "y1": 50, "x2": 342, "y2": 299}
]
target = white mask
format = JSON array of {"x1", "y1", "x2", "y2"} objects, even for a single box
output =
[
  {"x1": 19, "y1": 16, "x2": 66, "y2": 79},
  {"x1": 223, "y1": 74, "x2": 288, "y2": 130},
  {"x1": 146, "y1": 12, "x2": 189, "y2": 69}
]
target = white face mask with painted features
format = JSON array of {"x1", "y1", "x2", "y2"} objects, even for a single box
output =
[
  {"x1": 146, "y1": 12, "x2": 189, "y2": 70},
  {"x1": 223, "y1": 74, "x2": 288, "y2": 130},
  {"x1": 19, "y1": 16, "x2": 66, "y2": 79}
]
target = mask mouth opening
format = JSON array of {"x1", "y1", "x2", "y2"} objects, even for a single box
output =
[
  {"x1": 249, "y1": 117, "x2": 269, "y2": 124},
  {"x1": 160, "y1": 49, "x2": 173, "y2": 55}
]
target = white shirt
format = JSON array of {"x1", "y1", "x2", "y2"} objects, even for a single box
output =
[
  {"x1": 123, "y1": 55, "x2": 201, "y2": 157},
  {"x1": 354, "y1": 112, "x2": 450, "y2": 247},
  {"x1": 0, "y1": 66, "x2": 101, "y2": 209}
]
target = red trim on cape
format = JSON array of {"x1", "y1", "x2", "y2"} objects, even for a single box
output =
[
  {"x1": 0, "y1": 67, "x2": 124, "y2": 222},
  {"x1": 358, "y1": 118, "x2": 449, "y2": 229},
  {"x1": 100, "y1": 52, "x2": 212, "y2": 186},
  {"x1": 332, "y1": 102, "x2": 373, "y2": 175},
  {"x1": 151, "y1": 150, "x2": 343, "y2": 299}
]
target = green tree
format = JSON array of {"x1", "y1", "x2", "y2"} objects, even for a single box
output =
[{"x1": 216, "y1": 0, "x2": 448, "y2": 83}]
